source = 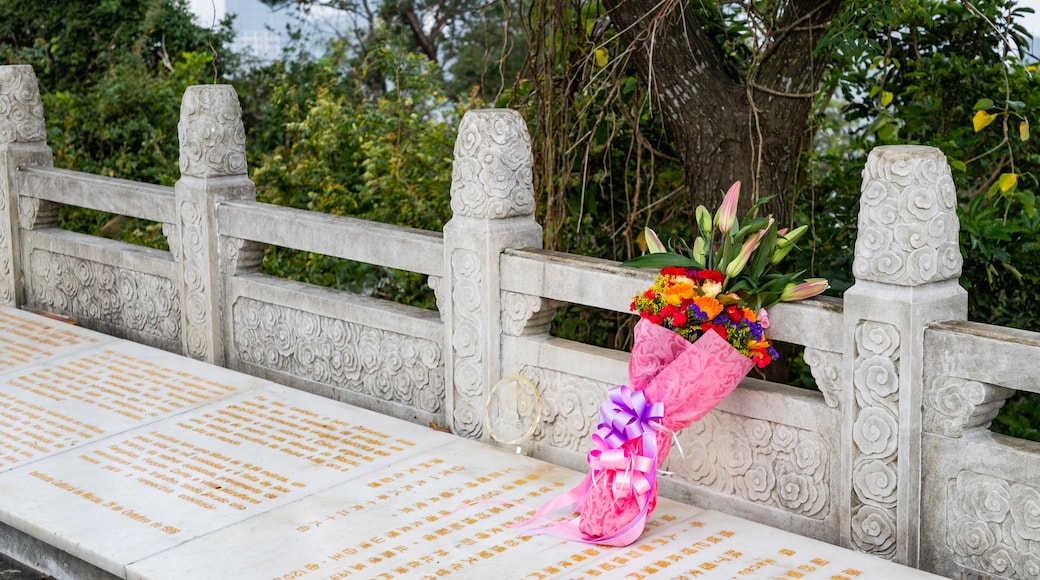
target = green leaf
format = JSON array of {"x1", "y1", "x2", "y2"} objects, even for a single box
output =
[
  {"x1": 621, "y1": 252, "x2": 700, "y2": 270},
  {"x1": 877, "y1": 123, "x2": 899, "y2": 141},
  {"x1": 973, "y1": 98, "x2": 995, "y2": 110}
]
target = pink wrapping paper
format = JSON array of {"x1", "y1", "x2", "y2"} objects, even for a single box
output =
[{"x1": 511, "y1": 318, "x2": 754, "y2": 545}]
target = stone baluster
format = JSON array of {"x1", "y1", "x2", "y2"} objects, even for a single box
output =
[
  {"x1": 842, "y1": 145, "x2": 966, "y2": 566},
  {"x1": 442, "y1": 109, "x2": 542, "y2": 440},
  {"x1": 0, "y1": 65, "x2": 54, "y2": 306},
  {"x1": 173, "y1": 85, "x2": 256, "y2": 364}
]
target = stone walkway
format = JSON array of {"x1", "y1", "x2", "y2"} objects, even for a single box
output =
[{"x1": 0, "y1": 305, "x2": 942, "y2": 579}]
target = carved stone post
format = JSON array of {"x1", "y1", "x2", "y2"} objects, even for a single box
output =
[
  {"x1": 174, "y1": 85, "x2": 255, "y2": 364},
  {"x1": 0, "y1": 65, "x2": 54, "y2": 306},
  {"x1": 443, "y1": 109, "x2": 542, "y2": 440},
  {"x1": 842, "y1": 145, "x2": 966, "y2": 565}
]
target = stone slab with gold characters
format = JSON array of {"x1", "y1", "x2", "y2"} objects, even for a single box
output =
[
  {"x1": 126, "y1": 435, "x2": 944, "y2": 580},
  {"x1": 0, "y1": 306, "x2": 943, "y2": 579},
  {"x1": 0, "y1": 306, "x2": 269, "y2": 474}
]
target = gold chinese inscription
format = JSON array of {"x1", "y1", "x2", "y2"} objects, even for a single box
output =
[
  {"x1": 8, "y1": 350, "x2": 239, "y2": 418},
  {"x1": 0, "y1": 308, "x2": 99, "y2": 372}
]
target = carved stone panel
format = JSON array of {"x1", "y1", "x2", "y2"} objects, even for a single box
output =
[
  {"x1": 232, "y1": 299, "x2": 444, "y2": 414},
  {"x1": 27, "y1": 250, "x2": 181, "y2": 342},
  {"x1": 178, "y1": 198, "x2": 211, "y2": 361},
  {"x1": 177, "y1": 85, "x2": 248, "y2": 178},
  {"x1": 449, "y1": 109, "x2": 535, "y2": 220},
  {"x1": 0, "y1": 65, "x2": 47, "y2": 145},
  {"x1": 850, "y1": 320, "x2": 901, "y2": 558},
  {"x1": 674, "y1": 412, "x2": 831, "y2": 519},
  {"x1": 518, "y1": 366, "x2": 611, "y2": 452},
  {"x1": 946, "y1": 470, "x2": 1040, "y2": 577},
  {"x1": 448, "y1": 248, "x2": 486, "y2": 438},
  {"x1": 853, "y1": 146, "x2": 961, "y2": 286},
  {"x1": 923, "y1": 377, "x2": 1014, "y2": 438}
]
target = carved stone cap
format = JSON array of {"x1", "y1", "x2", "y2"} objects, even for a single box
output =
[
  {"x1": 450, "y1": 108, "x2": 535, "y2": 219},
  {"x1": 178, "y1": 85, "x2": 248, "y2": 178},
  {"x1": 853, "y1": 145, "x2": 962, "y2": 286},
  {"x1": 0, "y1": 65, "x2": 47, "y2": 145}
]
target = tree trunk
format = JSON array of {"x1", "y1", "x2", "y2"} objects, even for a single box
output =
[{"x1": 600, "y1": 0, "x2": 843, "y2": 224}]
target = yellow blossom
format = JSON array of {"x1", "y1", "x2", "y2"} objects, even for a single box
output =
[{"x1": 661, "y1": 277, "x2": 695, "y2": 306}]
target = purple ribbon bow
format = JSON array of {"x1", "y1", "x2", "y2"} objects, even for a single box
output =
[{"x1": 591, "y1": 385, "x2": 664, "y2": 450}]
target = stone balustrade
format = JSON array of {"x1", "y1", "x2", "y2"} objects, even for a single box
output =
[{"x1": 2, "y1": 64, "x2": 1040, "y2": 578}]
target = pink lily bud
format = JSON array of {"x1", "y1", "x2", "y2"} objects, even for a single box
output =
[
  {"x1": 780, "y1": 278, "x2": 830, "y2": 302},
  {"x1": 724, "y1": 217, "x2": 773, "y2": 279},
  {"x1": 715, "y1": 181, "x2": 740, "y2": 234},
  {"x1": 643, "y1": 227, "x2": 666, "y2": 253}
]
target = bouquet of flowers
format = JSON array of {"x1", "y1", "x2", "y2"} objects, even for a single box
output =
[{"x1": 512, "y1": 181, "x2": 827, "y2": 545}]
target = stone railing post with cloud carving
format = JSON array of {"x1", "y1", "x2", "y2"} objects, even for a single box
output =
[
  {"x1": 174, "y1": 85, "x2": 256, "y2": 364},
  {"x1": 842, "y1": 145, "x2": 966, "y2": 566},
  {"x1": 442, "y1": 109, "x2": 542, "y2": 440},
  {"x1": 0, "y1": 65, "x2": 54, "y2": 307}
]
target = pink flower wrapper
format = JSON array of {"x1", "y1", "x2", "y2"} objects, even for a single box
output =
[{"x1": 512, "y1": 318, "x2": 754, "y2": 546}]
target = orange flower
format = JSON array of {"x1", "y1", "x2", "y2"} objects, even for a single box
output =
[
  {"x1": 747, "y1": 339, "x2": 771, "y2": 351},
  {"x1": 661, "y1": 277, "x2": 696, "y2": 306},
  {"x1": 692, "y1": 296, "x2": 723, "y2": 320}
]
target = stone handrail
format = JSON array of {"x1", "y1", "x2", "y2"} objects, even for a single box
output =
[
  {"x1": 216, "y1": 199, "x2": 444, "y2": 277},
  {"x1": 3, "y1": 64, "x2": 1040, "y2": 578},
  {"x1": 18, "y1": 166, "x2": 177, "y2": 223}
]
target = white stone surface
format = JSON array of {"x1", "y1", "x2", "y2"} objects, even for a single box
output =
[
  {"x1": 0, "y1": 307, "x2": 943, "y2": 579},
  {"x1": 0, "y1": 383, "x2": 451, "y2": 577}
]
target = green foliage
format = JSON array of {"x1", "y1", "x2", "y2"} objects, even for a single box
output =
[
  {"x1": 248, "y1": 40, "x2": 465, "y2": 305},
  {"x1": 995, "y1": 392, "x2": 1040, "y2": 441},
  {"x1": 795, "y1": 0, "x2": 1040, "y2": 329},
  {"x1": 794, "y1": 0, "x2": 1040, "y2": 439},
  {"x1": 10, "y1": 0, "x2": 1040, "y2": 439},
  {"x1": 508, "y1": 0, "x2": 687, "y2": 264},
  {"x1": 46, "y1": 50, "x2": 226, "y2": 249},
  {"x1": 0, "y1": 0, "x2": 235, "y2": 93},
  {"x1": 0, "y1": 0, "x2": 236, "y2": 249}
]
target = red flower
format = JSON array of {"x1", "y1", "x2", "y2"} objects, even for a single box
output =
[
  {"x1": 647, "y1": 313, "x2": 664, "y2": 324},
  {"x1": 696, "y1": 269, "x2": 724, "y2": 284},
  {"x1": 752, "y1": 350, "x2": 772, "y2": 368},
  {"x1": 672, "y1": 309, "x2": 688, "y2": 327},
  {"x1": 643, "y1": 289, "x2": 656, "y2": 299},
  {"x1": 725, "y1": 305, "x2": 744, "y2": 322},
  {"x1": 660, "y1": 267, "x2": 688, "y2": 277},
  {"x1": 701, "y1": 322, "x2": 728, "y2": 340}
]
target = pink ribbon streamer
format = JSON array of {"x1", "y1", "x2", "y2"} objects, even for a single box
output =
[
  {"x1": 588, "y1": 446, "x2": 654, "y2": 510},
  {"x1": 507, "y1": 385, "x2": 662, "y2": 545}
]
